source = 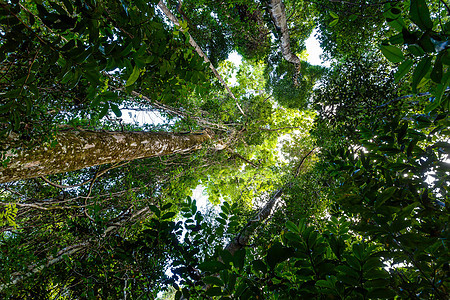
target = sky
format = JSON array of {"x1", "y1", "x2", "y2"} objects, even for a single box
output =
[
  {"x1": 122, "y1": 30, "x2": 325, "y2": 125},
  {"x1": 304, "y1": 28, "x2": 328, "y2": 67}
]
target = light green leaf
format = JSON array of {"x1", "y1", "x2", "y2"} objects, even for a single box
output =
[
  {"x1": 329, "y1": 19, "x2": 339, "y2": 27},
  {"x1": 126, "y1": 65, "x2": 140, "y2": 86},
  {"x1": 286, "y1": 220, "x2": 299, "y2": 233},
  {"x1": 329, "y1": 11, "x2": 338, "y2": 19}
]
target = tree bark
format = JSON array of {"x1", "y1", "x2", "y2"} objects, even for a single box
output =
[
  {"x1": 0, "y1": 130, "x2": 210, "y2": 183},
  {"x1": 269, "y1": 0, "x2": 301, "y2": 65},
  {"x1": 225, "y1": 187, "x2": 283, "y2": 255},
  {"x1": 224, "y1": 148, "x2": 315, "y2": 255}
]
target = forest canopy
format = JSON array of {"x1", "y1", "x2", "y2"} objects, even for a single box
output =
[{"x1": 0, "y1": 0, "x2": 448, "y2": 299}]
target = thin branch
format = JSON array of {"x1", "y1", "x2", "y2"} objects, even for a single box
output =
[
  {"x1": 226, "y1": 148, "x2": 259, "y2": 168},
  {"x1": 128, "y1": 90, "x2": 230, "y2": 131},
  {"x1": 294, "y1": 148, "x2": 316, "y2": 177},
  {"x1": 0, "y1": 202, "x2": 86, "y2": 211},
  {"x1": 440, "y1": 0, "x2": 450, "y2": 14},
  {"x1": 39, "y1": 161, "x2": 129, "y2": 189},
  {"x1": 224, "y1": 147, "x2": 316, "y2": 255},
  {"x1": 156, "y1": 1, "x2": 246, "y2": 116},
  {"x1": 259, "y1": 126, "x2": 302, "y2": 132}
]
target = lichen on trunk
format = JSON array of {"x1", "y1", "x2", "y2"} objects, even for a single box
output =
[{"x1": 0, "y1": 130, "x2": 211, "y2": 183}]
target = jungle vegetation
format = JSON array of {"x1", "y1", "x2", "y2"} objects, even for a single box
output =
[{"x1": 0, "y1": 0, "x2": 448, "y2": 299}]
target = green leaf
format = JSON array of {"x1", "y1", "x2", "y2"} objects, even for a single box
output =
[
  {"x1": 426, "y1": 72, "x2": 450, "y2": 113},
  {"x1": 329, "y1": 12, "x2": 338, "y2": 19},
  {"x1": 266, "y1": 241, "x2": 292, "y2": 269},
  {"x1": 430, "y1": 56, "x2": 443, "y2": 84},
  {"x1": 336, "y1": 265, "x2": 359, "y2": 279},
  {"x1": 220, "y1": 250, "x2": 234, "y2": 266},
  {"x1": 286, "y1": 221, "x2": 299, "y2": 233},
  {"x1": 203, "y1": 276, "x2": 224, "y2": 286},
  {"x1": 205, "y1": 287, "x2": 223, "y2": 297},
  {"x1": 234, "y1": 248, "x2": 246, "y2": 270},
  {"x1": 410, "y1": 0, "x2": 433, "y2": 31},
  {"x1": 61, "y1": 0, "x2": 74, "y2": 15},
  {"x1": 110, "y1": 103, "x2": 122, "y2": 117},
  {"x1": 198, "y1": 261, "x2": 227, "y2": 272},
  {"x1": 99, "y1": 102, "x2": 109, "y2": 119},
  {"x1": 407, "y1": 44, "x2": 425, "y2": 57},
  {"x1": 316, "y1": 280, "x2": 333, "y2": 289},
  {"x1": 161, "y1": 212, "x2": 176, "y2": 220},
  {"x1": 148, "y1": 205, "x2": 161, "y2": 218},
  {"x1": 251, "y1": 260, "x2": 267, "y2": 274},
  {"x1": 389, "y1": 33, "x2": 404, "y2": 45},
  {"x1": 375, "y1": 187, "x2": 397, "y2": 209},
  {"x1": 126, "y1": 65, "x2": 140, "y2": 87},
  {"x1": 329, "y1": 19, "x2": 339, "y2": 27},
  {"x1": 394, "y1": 59, "x2": 413, "y2": 82},
  {"x1": 380, "y1": 45, "x2": 404, "y2": 63},
  {"x1": 412, "y1": 56, "x2": 432, "y2": 93},
  {"x1": 367, "y1": 288, "x2": 397, "y2": 298}
]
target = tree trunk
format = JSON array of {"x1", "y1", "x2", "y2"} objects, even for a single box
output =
[
  {"x1": 0, "y1": 130, "x2": 211, "y2": 183},
  {"x1": 269, "y1": 0, "x2": 301, "y2": 65}
]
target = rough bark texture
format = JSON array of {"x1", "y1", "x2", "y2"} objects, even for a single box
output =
[
  {"x1": 0, "y1": 130, "x2": 210, "y2": 183},
  {"x1": 269, "y1": 0, "x2": 301, "y2": 65}
]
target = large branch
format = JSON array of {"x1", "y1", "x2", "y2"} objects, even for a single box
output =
[
  {"x1": 225, "y1": 188, "x2": 283, "y2": 255},
  {"x1": 224, "y1": 148, "x2": 316, "y2": 255},
  {"x1": 0, "y1": 207, "x2": 150, "y2": 292},
  {"x1": 157, "y1": 1, "x2": 245, "y2": 115},
  {"x1": 1, "y1": 130, "x2": 210, "y2": 183},
  {"x1": 269, "y1": 0, "x2": 301, "y2": 65}
]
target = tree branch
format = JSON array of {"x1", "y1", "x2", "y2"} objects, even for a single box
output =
[
  {"x1": 269, "y1": 0, "x2": 301, "y2": 85},
  {"x1": 157, "y1": 1, "x2": 246, "y2": 115},
  {"x1": 224, "y1": 148, "x2": 316, "y2": 255}
]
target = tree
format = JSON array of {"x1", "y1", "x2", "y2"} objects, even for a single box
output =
[{"x1": 1, "y1": 0, "x2": 449, "y2": 299}]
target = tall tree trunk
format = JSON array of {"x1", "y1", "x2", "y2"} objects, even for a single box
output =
[
  {"x1": 269, "y1": 0, "x2": 301, "y2": 65},
  {"x1": 224, "y1": 148, "x2": 315, "y2": 254},
  {"x1": 0, "y1": 130, "x2": 211, "y2": 183}
]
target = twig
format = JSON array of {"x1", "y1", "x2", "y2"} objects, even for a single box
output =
[
  {"x1": 39, "y1": 161, "x2": 129, "y2": 189},
  {"x1": 294, "y1": 148, "x2": 316, "y2": 177},
  {"x1": 157, "y1": 1, "x2": 246, "y2": 116},
  {"x1": 440, "y1": 0, "x2": 450, "y2": 14},
  {"x1": 226, "y1": 148, "x2": 258, "y2": 168}
]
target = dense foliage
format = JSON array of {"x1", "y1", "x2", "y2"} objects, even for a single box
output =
[{"x1": 0, "y1": 0, "x2": 448, "y2": 299}]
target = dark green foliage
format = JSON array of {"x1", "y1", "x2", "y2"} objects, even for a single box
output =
[
  {"x1": 312, "y1": 54, "x2": 401, "y2": 148},
  {"x1": 314, "y1": 0, "x2": 388, "y2": 60},
  {"x1": 380, "y1": 0, "x2": 450, "y2": 112},
  {"x1": 1, "y1": 1, "x2": 449, "y2": 299},
  {"x1": 0, "y1": 0, "x2": 209, "y2": 149},
  {"x1": 173, "y1": 0, "x2": 271, "y2": 62},
  {"x1": 266, "y1": 58, "x2": 326, "y2": 109}
]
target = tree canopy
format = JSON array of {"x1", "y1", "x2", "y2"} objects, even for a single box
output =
[{"x1": 0, "y1": 0, "x2": 448, "y2": 299}]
